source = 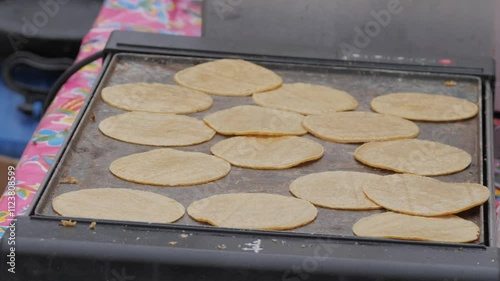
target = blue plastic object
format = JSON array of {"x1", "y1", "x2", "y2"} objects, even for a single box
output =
[{"x1": 0, "y1": 63, "x2": 46, "y2": 158}]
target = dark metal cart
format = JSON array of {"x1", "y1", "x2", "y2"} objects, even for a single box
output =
[{"x1": 1, "y1": 29, "x2": 499, "y2": 280}]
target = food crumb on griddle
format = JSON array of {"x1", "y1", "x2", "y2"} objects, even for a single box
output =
[
  {"x1": 217, "y1": 244, "x2": 227, "y2": 250},
  {"x1": 271, "y1": 239, "x2": 278, "y2": 243},
  {"x1": 168, "y1": 241, "x2": 178, "y2": 246},
  {"x1": 59, "y1": 177, "x2": 78, "y2": 184},
  {"x1": 444, "y1": 80, "x2": 457, "y2": 86},
  {"x1": 89, "y1": 222, "x2": 96, "y2": 230},
  {"x1": 60, "y1": 220, "x2": 77, "y2": 227},
  {"x1": 180, "y1": 234, "x2": 188, "y2": 238},
  {"x1": 91, "y1": 113, "x2": 96, "y2": 122}
]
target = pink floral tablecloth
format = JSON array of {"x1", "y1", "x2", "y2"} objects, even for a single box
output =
[{"x1": 0, "y1": 0, "x2": 202, "y2": 237}]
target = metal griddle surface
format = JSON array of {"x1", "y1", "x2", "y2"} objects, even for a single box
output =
[{"x1": 35, "y1": 53, "x2": 484, "y2": 242}]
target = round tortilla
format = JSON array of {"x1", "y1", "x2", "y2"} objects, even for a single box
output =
[
  {"x1": 203, "y1": 105, "x2": 306, "y2": 136},
  {"x1": 362, "y1": 174, "x2": 490, "y2": 216},
  {"x1": 302, "y1": 111, "x2": 419, "y2": 143},
  {"x1": 187, "y1": 193, "x2": 317, "y2": 230},
  {"x1": 174, "y1": 59, "x2": 282, "y2": 96},
  {"x1": 354, "y1": 139, "x2": 471, "y2": 176},
  {"x1": 52, "y1": 188, "x2": 185, "y2": 223},
  {"x1": 252, "y1": 83, "x2": 358, "y2": 115},
  {"x1": 99, "y1": 112, "x2": 215, "y2": 146},
  {"x1": 109, "y1": 149, "x2": 231, "y2": 186},
  {"x1": 101, "y1": 83, "x2": 212, "y2": 114},
  {"x1": 370, "y1": 93, "x2": 478, "y2": 121},
  {"x1": 289, "y1": 171, "x2": 382, "y2": 210},
  {"x1": 353, "y1": 212, "x2": 480, "y2": 243},
  {"x1": 211, "y1": 136, "x2": 324, "y2": 169}
]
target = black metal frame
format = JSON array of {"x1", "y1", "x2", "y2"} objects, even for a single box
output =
[{"x1": 105, "y1": 31, "x2": 495, "y2": 78}]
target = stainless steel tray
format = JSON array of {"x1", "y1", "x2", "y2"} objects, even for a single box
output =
[{"x1": 35, "y1": 53, "x2": 485, "y2": 243}]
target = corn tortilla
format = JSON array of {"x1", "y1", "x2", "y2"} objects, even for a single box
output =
[
  {"x1": 101, "y1": 83, "x2": 212, "y2": 114},
  {"x1": 109, "y1": 149, "x2": 231, "y2": 186},
  {"x1": 53, "y1": 188, "x2": 185, "y2": 223},
  {"x1": 253, "y1": 83, "x2": 358, "y2": 115},
  {"x1": 302, "y1": 111, "x2": 419, "y2": 143},
  {"x1": 362, "y1": 174, "x2": 490, "y2": 216},
  {"x1": 203, "y1": 105, "x2": 306, "y2": 136},
  {"x1": 370, "y1": 93, "x2": 478, "y2": 121},
  {"x1": 187, "y1": 193, "x2": 317, "y2": 230},
  {"x1": 174, "y1": 59, "x2": 282, "y2": 96},
  {"x1": 99, "y1": 112, "x2": 215, "y2": 146},
  {"x1": 211, "y1": 136, "x2": 324, "y2": 169},
  {"x1": 354, "y1": 139, "x2": 471, "y2": 176},
  {"x1": 353, "y1": 212, "x2": 480, "y2": 243},
  {"x1": 289, "y1": 171, "x2": 382, "y2": 210}
]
